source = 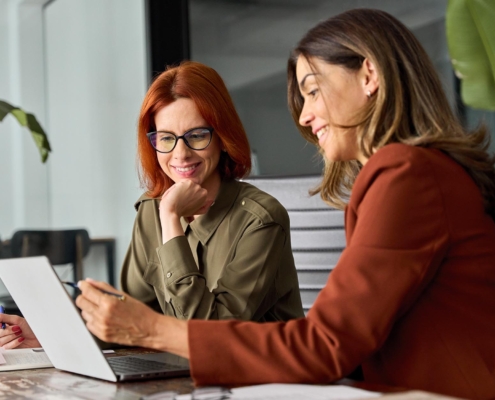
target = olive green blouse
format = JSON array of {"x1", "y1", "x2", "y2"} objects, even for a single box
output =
[{"x1": 120, "y1": 179, "x2": 304, "y2": 321}]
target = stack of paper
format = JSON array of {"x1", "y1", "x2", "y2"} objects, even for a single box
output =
[{"x1": 0, "y1": 348, "x2": 53, "y2": 371}]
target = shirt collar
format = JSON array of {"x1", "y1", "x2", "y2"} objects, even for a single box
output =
[
  {"x1": 180, "y1": 179, "x2": 240, "y2": 245},
  {"x1": 134, "y1": 192, "x2": 156, "y2": 211}
]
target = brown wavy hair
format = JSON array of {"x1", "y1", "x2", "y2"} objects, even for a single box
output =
[
  {"x1": 138, "y1": 61, "x2": 251, "y2": 197},
  {"x1": 287, "y1": 8, "x2": 495, "y2": 220}
]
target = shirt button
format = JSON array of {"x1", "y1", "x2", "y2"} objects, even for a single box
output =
[
  {"x1": 241, "y1": 201, "x2": 245, "y2": 206},
  {"x1": 166, "y1": 272, "x2": 172, "y2": 278}
]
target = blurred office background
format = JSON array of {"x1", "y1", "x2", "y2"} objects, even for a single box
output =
[{"x1": 1, "y1": 0, "x2": 494, "y2": 292}]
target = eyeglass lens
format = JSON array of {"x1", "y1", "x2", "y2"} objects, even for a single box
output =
[{"x1": 149, "y1": 128, "x2": 212, "y2": 153}]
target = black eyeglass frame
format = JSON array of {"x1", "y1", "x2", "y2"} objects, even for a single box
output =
[{"x1": 146, "y1": 127, "x2": 214, "y2": 153}]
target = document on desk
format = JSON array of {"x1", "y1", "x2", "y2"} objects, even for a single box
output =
[
  {"x1": 0, "y1": 348, "x2": 53, "y2": 371},
  {"x1": 175, "y1": 383, "x2": 381, "y2": 399}
]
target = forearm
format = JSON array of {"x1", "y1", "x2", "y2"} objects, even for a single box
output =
[
  {"x1": 161, "y1": 213, "x2": 184, "y2": 244},
  {"x1": 142, "y1": 314, "x2": 190, "y2": 359}
]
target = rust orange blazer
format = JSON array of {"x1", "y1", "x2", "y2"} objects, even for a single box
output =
[{"x1": 188, "y1": 144, "x2": 495, "y2": 400}]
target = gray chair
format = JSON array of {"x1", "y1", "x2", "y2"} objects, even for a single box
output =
[
  {"x1": 244, "y1": 175, "x2": 345, "y2": 314},
  {"x1": 0, "y1": 229, "x2": 91, "y2": 315},
  {"x1": 10, "y1": 229, "x2": 91, "y2": 282}
]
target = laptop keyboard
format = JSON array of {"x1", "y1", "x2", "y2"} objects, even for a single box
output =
[{"x1": 108, "y1": 356, "x2": 180, "y2": 374}]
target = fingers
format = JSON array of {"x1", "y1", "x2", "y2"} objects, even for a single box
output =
[
  {"x1": 80, "y1": 278, "x2": 123, "y2": 294},
  {"x1": 162, "y1": 184, "x2": 177, "y2": 197},
  {"x1": 160, "y1": 181, "x2": 209, "y2": 217},
  {"x1": 79, "y1": 303, "x2": 123, "y2": 344},
  {"x1": 1, "y1": 336, "x2": 25, "y2": 350},
  {"x1": 75, "y1": 279, "x2": 154, "y2": 346},
  {"x1": 75, "y1": 291, "x2": 97, "y2": 314},
  {"x1": 79, "y1": 309, "x2": 97, "y2": 330},
  {"x1": 76, "y1": 279, "x2": 124, "y2": 326},
  {"x1": 76, "y1": 282, "x2": 104, "y2": 328},
  {"x1": 82, "y1": 313, "x2": 117, "y2": 343},
  {"x1": 172, "y1": 180, "x2": 201, "y2": 191},
  {"x1": 0, "y1": 326, "x2": 23, "y2": 349},
  {"x1": 0, "y1": 314, "x2": 26, "y2": 349},
  {"x1": 0, "y1": 313, "x2": 24, "y2": 327},
  {"x1": 77, "y1": 279, "x2": 117, "y2": 305},
  {"x1": 77, "y1": 294, "x2": 109, "y2": 341}
]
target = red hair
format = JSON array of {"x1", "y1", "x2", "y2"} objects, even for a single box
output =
[{"x1": 138, "y1": 61, "x2": 252, "y2": 197}]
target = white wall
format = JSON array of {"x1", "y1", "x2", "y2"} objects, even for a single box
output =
[
  {"x1": 0, "y1": 0, "x2": 147, "y2": 291},
  {"x1": 0, "y1": 0, "x2": 50, "y2": 238}
]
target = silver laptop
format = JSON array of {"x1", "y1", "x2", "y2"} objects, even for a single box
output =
[{"x1": 0, "y1": 256, "x2": 189, "y2": 382}]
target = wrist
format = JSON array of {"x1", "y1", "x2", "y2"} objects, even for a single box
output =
[
  {"x1": 160, "y1": 207, "x2": 181, "y2": 221},
  {"x1": 145, "y1": 314, "x2": 189, "y2": 359},
  {"x1": 161, "y1": 215, "x2": 185, "y2": 244}
]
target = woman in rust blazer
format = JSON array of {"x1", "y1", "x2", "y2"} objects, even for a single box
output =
[{"x1": 11, "y1": 8, "x2": 495, "y2": 400}]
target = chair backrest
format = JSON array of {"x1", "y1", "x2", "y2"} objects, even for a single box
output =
[
  {"x1": 10, "y1": 229, "x2": 91, "y2": 281},
  {"x1": 244, "y1": 175, "x2": 346, "y2": 314}
]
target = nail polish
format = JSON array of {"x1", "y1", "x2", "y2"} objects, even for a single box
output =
[
  {"x1": 18, "y1": 337, "x2": 25, "y2": 343},
  {"x1": 12, "y1": 326, "x2": 22, "y2": 334}
]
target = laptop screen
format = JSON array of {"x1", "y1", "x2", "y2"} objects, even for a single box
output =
[{"x1": 0, "y1": 256, "x2": 189, "y2": 382}]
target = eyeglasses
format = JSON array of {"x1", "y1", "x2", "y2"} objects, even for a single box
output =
[{"x1": 146, "y1": 127, "x2": 214, "y2": 153}]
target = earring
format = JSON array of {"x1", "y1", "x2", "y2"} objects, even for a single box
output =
[{"x1": 366, "y1": 90, "x2": 371, "y2": 98}]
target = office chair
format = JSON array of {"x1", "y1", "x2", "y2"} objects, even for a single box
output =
[
  {"x1": 0, "y1": 229, "x2": 91, "y2": 316},
  {"x1": 244, "y1": 175, "x2": 346, "y2": 315}
]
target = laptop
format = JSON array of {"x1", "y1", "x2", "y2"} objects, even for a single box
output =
[{"x1": 0, "y1": 256, "x2": 190, "y2": 382}]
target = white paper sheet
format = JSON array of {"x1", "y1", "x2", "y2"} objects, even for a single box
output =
[
  {"x1": 174, "y1": 384, "x2": 381, "y2": 400},
  {"x1": 230, "y1": 384, "x2": 381, "y2": 399},
  {"x1": 0, "y1": 348, "x2": 53, "y2": 371}
]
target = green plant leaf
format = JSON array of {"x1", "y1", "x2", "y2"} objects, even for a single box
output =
[
  {"x1": 446, "y1": 0, "x2": 495, "y2": 111},
  {"x1": 0, "y1": 100, "x2": 51, "y2": 162},
  {"x1": 0, "y1": 100, "x2": 15, "y2": 120}
]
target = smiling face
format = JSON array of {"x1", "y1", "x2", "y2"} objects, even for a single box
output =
[
  {"x1": 296, "y1": 55, "x2": 371, "y2": 165},
  {"x1": 154, "y1": 98, "x2": 222, "y2": 194}
]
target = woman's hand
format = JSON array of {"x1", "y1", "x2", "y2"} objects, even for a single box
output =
[
  {"x1": 159, "y1": 180, "x2": 214, "y2": 243},
  {"x1": 0, "y1": 314, "x2": 41, "y2": 349},
  {"x1": 75, "y1": 279, "x2": 189, "y2": 358},
  {"x1": 160, "y1": 180, "x2": 212, "y2": 219}
]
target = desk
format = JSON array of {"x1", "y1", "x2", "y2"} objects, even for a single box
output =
[
  {"x1": 0, "y1": 349, "x2": 407, "y2": 400},
  {"x1": 0, "y1": 348, "x2": 194, "y2": 399}
]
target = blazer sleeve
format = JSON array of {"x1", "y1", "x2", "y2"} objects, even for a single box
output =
[{"x1": 188, "y1": 150, "x2": 451, "y2": 386}]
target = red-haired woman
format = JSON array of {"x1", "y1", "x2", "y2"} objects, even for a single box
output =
[
  {"x1": 120, "y1": 61, "x2": 303, "y2": 322},
  {"x1": 0, "y1": 61, "x2": 303, "y2": 350}
]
